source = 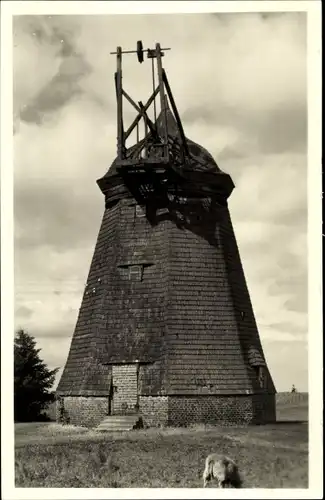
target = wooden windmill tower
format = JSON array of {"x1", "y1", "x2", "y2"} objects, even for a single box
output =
[{"x1": 56, "y1": 42, "x2": 276, "y2": 428}]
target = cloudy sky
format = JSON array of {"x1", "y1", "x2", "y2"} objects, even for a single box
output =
[{"x1": 13, "y1": 12, "x2": 308, "y2": 392}]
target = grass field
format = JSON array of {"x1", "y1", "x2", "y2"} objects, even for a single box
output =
[{"x1": 14, "y1": 393, "x2": 308, "y2": 488}]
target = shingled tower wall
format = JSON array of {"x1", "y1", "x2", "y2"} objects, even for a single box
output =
[{"x1": 56, "y1": 44, "x2": 276, "y2": 428}]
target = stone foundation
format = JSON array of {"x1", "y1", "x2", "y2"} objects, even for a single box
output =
[
  {"x1": 139, "y1": 396, "x2": 169, "y2": 427},
  {"x1": 168, "y1": 394, "x2": 276, "y2": 426},
  {"x1": 252, "y1": 393, "x2": 277, "y2": 424},
  {"x1": 56, "y1": 393, "x2": 276, "y2": 428},
  {"x1": 57, "y1": 396, "x2": 108, "y2": 428}
]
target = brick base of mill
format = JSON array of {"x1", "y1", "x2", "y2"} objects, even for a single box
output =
[{"x1": 56, "y1": 394, "x2": 276, "y2": 428}]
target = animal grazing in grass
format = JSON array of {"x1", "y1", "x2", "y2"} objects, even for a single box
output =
[{"x1": 202, "y1": 453, "x2": 243, "y2": 488}]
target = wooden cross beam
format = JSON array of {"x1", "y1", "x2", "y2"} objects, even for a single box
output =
[
  {"x1": 121, "y1": 89, "x2": 158, "y2": 139},
  {"x1": 162, "y1": 69, "x2": 189, "y2": 158},
  {"x1": 124, "y1": 86, "x2": 160, "y2": 141},
  {"x1": 110, "y1": 45, "x2": 171, "y2": 59}
]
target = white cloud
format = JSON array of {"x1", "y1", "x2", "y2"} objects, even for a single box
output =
[{"x1": 13, "y1": 18, "x2": 62, "y2": 115}]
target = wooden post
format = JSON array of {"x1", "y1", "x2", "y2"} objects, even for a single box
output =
[
  {"x1": 143, "y1": 112, "x2": 148, "y2": 158},
  {"x1": 116, "y1": 47, "x2": 124, "y2": 160},
  {"x1": 156, "y1": 43, "x2": 169, "y2": 162},
  {"x1": 162, "y1": 69, "x2": 189, "y2": 158}
]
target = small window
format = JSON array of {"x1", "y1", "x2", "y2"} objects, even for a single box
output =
[
  {"x1": 135, "y1": 205, "x2": 145, "y2": 218},
  {"x1": 118, "y1": 262, "x2": 153, "y2": 281},
  {"x1": 128, "y1": 264, "x2": 143, "y2": 281}
]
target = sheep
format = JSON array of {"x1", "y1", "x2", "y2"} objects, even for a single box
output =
[{"x1": 202, "y1": 453, "x2": 243, "y2": 488}]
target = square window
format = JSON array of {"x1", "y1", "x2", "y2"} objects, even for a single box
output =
[
  {"x1": 128, "y1": 265, "x2": 143, "y2": 281},
  {"x1": 118, "y1": 263, "x2": 153, "y2": 282},
  {"x1": 135, "y1": 205, "x2": 145, "y2": 218}
]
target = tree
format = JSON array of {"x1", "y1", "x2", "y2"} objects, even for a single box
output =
[{"x1": 14, "y1": 329, "x2": 59, "y2": 422}]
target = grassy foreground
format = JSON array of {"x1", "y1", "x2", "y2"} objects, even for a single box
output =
[{"x1": 15, "y1": 421, "x2": 308, "y2": 488}]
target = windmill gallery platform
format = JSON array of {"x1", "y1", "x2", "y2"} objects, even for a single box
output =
[{"x1": 56, "y1": 42, "x2": 276, "y2": 429}]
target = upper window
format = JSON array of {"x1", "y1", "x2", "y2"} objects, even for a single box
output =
[
  {"x1": 129, "y1": 264, "x2": 143, "y2": 281},
  {"x1": 118, "y1": 264, "x2": 144, "y2": 282},
  {"x1": 135, "y1": 205, "x2": 146, "y2": 218}
]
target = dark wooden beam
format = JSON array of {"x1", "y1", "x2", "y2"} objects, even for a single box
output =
[
  {"x1": 162, "y1": 69, "x2": 189, "y2": 158},
  {"x1": 116, "y1": 47, "x2": 124, "y2": 160},
  {"x1": 110, "y1": 47, "x2": 171, "y2": 55},
  {"x1": 124, "y1": 86, "x2": 160, "y2": 141},
  {"x1": 156, "y1": 43, "x2": 169, "y2": 161},
  {"x1": 122, "y1": 89, "x2": 141, "y2": 113},
  {"x1": 122, "y1": 89, "x2": 158, "y2": 138},
  {"x1": 138, "y1": 101, "x2": 159, "y2": 138}
]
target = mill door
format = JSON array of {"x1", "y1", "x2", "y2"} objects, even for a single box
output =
[{"x1": 111, "y1": 364, "x2": 139, "y2": 415}]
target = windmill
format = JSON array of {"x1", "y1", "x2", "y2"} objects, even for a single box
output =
[{"x1": 56, "y1": 42, "x2": 276, "y2": 429}]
